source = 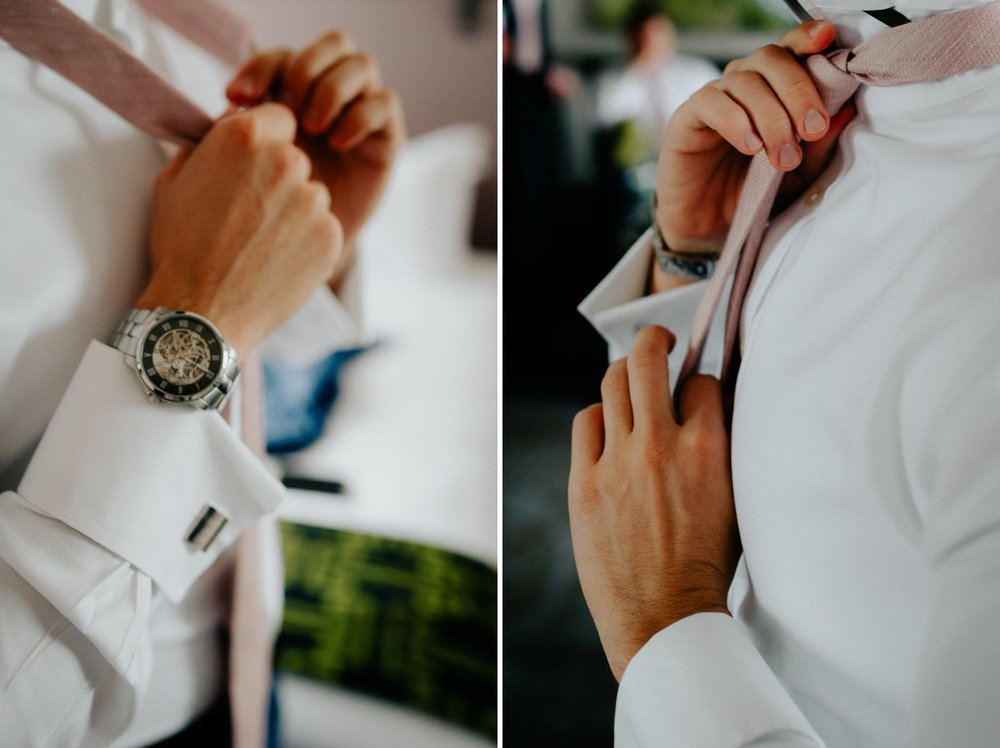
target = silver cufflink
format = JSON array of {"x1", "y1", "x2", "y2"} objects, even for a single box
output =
[{"x1": 185, "y1": 504, "x2": 229, "y2": 551}]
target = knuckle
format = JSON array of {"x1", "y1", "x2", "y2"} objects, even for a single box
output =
[
  {"x1": 304, "y1": 180, "x2": 331, "y2": 210},
  {"x1": 573, "y1": 403, "x2": 602, "y2": 431},
  {"x1": 750, "y1": 44, "x2": 789, "y2": 67},
  {"x1": 271, "y1": 143, "x2": 305, "y2": 175},
  {"x1": 758, "y1": 44, "x2": 787, "y2": 63},
  {"x1": 322, "y1": 28, "x2": 349, "y2": 48},
  {"x1": 221, "y1": 114, "x2": 258, "y2": 146},
  {"x1": 318, "y1": 214, "x2": 343, "y2": 252},
  {"x1": 639, "y1": 436, "x2": 669, "y2": 468},
  {"x1": 722, "y1": 58, "x2": 742, "y2": 77},
  {"x1": 382, "y1": 88, "x2": 401, "y2": 108},
  {"x1": 601, "y1": 360, "x2": 627, "y2": 390},
  {"x1": 681, "y1": 422, "x2": 720, "y2": 461},
  {"x1": 758, "y1": 110, "x2": 793, "y2": 135},
  {"x1": 784, "y1": 76, "x2": 818, "y2": 104},
  {"x1": 720, "y1": 106, "x2": 749, "y2": 132},
  {"x1": 354, "y1": 50, "x2": 375, "y2": 71},
  {"x1": 633, "y1": 324, "x2": 670, "y2": 351},
  {"x1": 628, "y1": 349, "x2": 662, "y2": 375},
  {"x1": 732, "y1": 70, "x2": 764, "y2": 90}
]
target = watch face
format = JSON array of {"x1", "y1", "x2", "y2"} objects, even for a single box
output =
[{"x1": 138, "y1": 314, "x2": 225, "y2": 400}]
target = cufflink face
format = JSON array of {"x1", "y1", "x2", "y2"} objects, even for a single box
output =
[
  {"x1": 185, "y1": 504, "x2": 229, "y2": 552},
  {"x1": 136, "y1": 312, "x2": 229, "y2": 404}
]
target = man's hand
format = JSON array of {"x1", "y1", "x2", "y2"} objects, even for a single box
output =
[
  {"x1": 652, "y1": 20, "x2": 856, "y2": 292},
  {"x1": 136, "y1": 104, "x2": 343, "y2": 357},
  {"x1": 225, "y1": 31, "x2": 405, "y2": 247},
  {"x1": 568, "y1": 326, "x2": 741, "y2": 681}
]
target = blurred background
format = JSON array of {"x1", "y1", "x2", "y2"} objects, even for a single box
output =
[
  {"x1": 237, "y1": 2, "x2": 497, "y2": 746},
  {"x1": 503, "y1": 1, "x2": 797, "y2": 744}
]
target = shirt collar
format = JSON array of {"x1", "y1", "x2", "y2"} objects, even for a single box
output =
[{"x1": 803, "y1": 0, "x2": 996, "y2": 44}]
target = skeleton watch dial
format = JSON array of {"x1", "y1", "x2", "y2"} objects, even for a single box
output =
[{"x1": 138, "y1": 314, "x2": 224, "y2": 399}]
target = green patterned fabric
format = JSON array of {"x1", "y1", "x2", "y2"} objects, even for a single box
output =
[{"x1": 276, "y1": 522, "x2": 497, "y2": 739}]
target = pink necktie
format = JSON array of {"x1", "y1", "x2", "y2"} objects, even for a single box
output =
[
  {"x1": 0, "y1": 2, "x2": 272, "y2": 746},
  {"x1": 676, "y1": 2, "x2": 1000, "y2": 399}
]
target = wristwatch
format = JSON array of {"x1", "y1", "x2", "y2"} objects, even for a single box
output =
[
  {"x1": 113, "y1": 307, "x2": 239, "y2": 410},
  {"x1": 651, "y1": 195, "x2": 720, "y2": 280}
]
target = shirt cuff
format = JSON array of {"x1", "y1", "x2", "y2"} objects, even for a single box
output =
[
  {"x1": 616, "y1": 613, "x2": 822, "y2": 747},
  {"x1": 259, "y1": 276, "x2": 363, "y2": 367},
  {"x1": 578, "y1": 229, "x2": 727, "y2": 382},
  {"x1": 16, "y1": 341, "x2": 286, "y2": 603}
]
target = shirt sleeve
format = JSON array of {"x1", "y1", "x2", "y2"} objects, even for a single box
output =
[
  {"x1": 0, "y1": 340, "x2": 286, "y2": 746},
  {"x1": 258, "y1": 270, "x2": 364, "y2": 367},
  {"x1": 616, "y1": 614, "x2": 824, "y2": 747},
  {"x1": 578, "y1": 229, "x2": 726, "y2": 383},
  {"x1": 590, "y1": 233, "x2": 820, "y2": 745}
]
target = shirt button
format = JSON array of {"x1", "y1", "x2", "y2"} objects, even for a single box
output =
[{"x1": 804, "y1": 187, "x2": 826, "y2": 209}]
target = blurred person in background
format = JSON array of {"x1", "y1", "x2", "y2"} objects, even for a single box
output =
[
  {"x1": 595, "y1": 5, "x2": 718, "y2": 163},
  {"x1": 593, "y1": 4, "x2": 717, "y2": 253},
  {"x1": 0, "y1": 1, "x2": 403, "y2": 745}
]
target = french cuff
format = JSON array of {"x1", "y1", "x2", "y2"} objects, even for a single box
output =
[
  {"x1": 616, "y1": 613, "x2": 823, "y2": 747},
  {"x1": 259, "y1": 274, "x2": 363, "y2": 367},
  {"x1": 17, "y1": 341, "x2": 286, "y2": 604},
  {"x1": 578, "y1": 229, "x2": 727, "y2": 385}
]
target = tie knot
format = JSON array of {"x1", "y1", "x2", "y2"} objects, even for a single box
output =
[{"x1": 805, "y1": 51, "x2": 861, "y2": 116}]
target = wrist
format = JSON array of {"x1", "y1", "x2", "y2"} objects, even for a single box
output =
[
  {"x1": 653, "y1": 194, "x2": 726, "y2": 255},
  {"x1": 134, "y1": 285, "x2": 252, "y2": 359},
  {"x1": 607, "y1": 595, "x2": 731, "y2": 682},
  {"x1": 649, "y1": 204, "x2": 721, "y2": 292}
]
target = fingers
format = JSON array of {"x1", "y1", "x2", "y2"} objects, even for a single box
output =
[
  {"x1": 627, "y1": 326, "x2": 677, "y2": 430},
  {"x1": 797, "y1": 99, "x2": 856, "y2": 182},
  {"x1": 280, "y1": 29, "x2": 357, "y2": 114},
  {"x1": 327, "y1": 90, "x2": 404, "y2": 159},
  {"x1": 599, "y1": 326, "x2": 679, "y2": 449},
  {"x1": 776, "y1": 99, "x2": 857, "y2": 208},
  {"x1": 228, "y1": 31, "x2": 403, "y2": 161},
  {"x1": 713, "y1": 70, "x2": 804, "y2": 170},
  {"x1": 213, "y1": 102, "x2": 298, "y2": 147},
  {"x1": 708, "y1": 19, "x2": 838, "y2": 173},
  {"x1": 227, "y1": 49, "x2": 292, "y2": 106},
  {"x1": 572, "y1": 404, "x2": 605, "y2": 465},
  {"x1": 678, "y1": 375, "x2": 725, "y2": 427},
  {"x1": 677, "y1": 86, "x2": 764, "y2": 157},
  {"x1": 601, "y1": 359, "x2": 632, "y2": 445},
  {"x1": 303, "y1": 53, "x2": 381, "y2": 135}
]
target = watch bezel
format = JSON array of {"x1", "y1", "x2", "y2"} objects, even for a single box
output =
[{"x1": 133, "y1": 311, "x2": 234, "y2": 404}]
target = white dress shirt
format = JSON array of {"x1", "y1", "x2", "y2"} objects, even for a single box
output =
[
  {"x1": 0, "y1": 1, "x2": 358, "y2": 745},
  {"x1": 580, "y1": 1, "x2": 1000, "y2": 745}
]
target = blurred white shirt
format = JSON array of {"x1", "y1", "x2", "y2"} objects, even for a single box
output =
[{"x1": 595, "y1": 54, "x2": 718, "y2": 144}]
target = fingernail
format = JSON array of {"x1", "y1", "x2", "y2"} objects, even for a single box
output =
[
  {"x1": 779, "y1": 143, "x2": 800, "y2": 168},
  {"x1": 804, "y1": 108, "x2": 827, "y2": 135},
  {"x1": 808, "y1": 21, "x2": 830, "y2": 38},
  {"x1": 744, "y1": 132, "x2": 763, "y2": 151}
]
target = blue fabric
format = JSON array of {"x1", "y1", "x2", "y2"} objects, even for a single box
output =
[
  {"x1": 267, "y1": 679, "x2": 281, "y2": 748},
  {"x1": 263, "y1": 347, "x2": 367, "y2": 454}
]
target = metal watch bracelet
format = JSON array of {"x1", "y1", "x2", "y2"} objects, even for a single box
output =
[
  {"x1": 650, "y1": 197, "x2": 720, "y2": 281},
  {"x1": 113, "y1": 307, "x2": 239, "y2": 410}
]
